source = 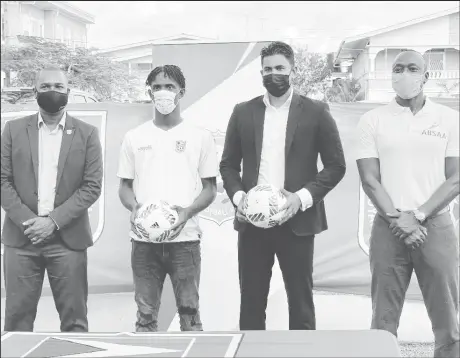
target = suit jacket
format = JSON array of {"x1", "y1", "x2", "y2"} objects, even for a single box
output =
[
  {"x1": 219, "y1": 93, "x2": 346, "y2": 236},
  {"x1": 1, "y1": 113, "x2": 103, "y2": 250}
]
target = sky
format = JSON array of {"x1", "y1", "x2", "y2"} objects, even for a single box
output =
[{"x1": 69, "y1": 1, "x2": 459, "y2": 53}]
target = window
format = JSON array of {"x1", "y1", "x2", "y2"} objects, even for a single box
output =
[
  {"x1": 86, "y1": 96, "x2": 97, "y2": 103},
  {"x1": 423, "y1": 49, "x2": 445, "y2": 71},
  {"x1": 73, "y1": 95, "x2": 87, "y2": 103}
]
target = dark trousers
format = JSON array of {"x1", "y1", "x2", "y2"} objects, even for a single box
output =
[
  {"x1": 3, "y1": 237, "x2": 88, "y2": 332},
  {"x1": 238, "y1": 224, "x2": 315, "y2": 330},
  {"x1": 131, "y1": 240, "x2": 202, "y2": 332},
  {"x1": 370, "y1": 213, "x2": 459, "y2": 358}
]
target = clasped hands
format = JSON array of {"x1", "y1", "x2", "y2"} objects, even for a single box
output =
[
  {"x1": 22, "y1": 216, "x2": 57, "y2": 245},
  {"x1": 386, "y1": 211, "x2": 427, "y2": 250},
  {"x1": 236, "y1": 189, "x2": 302, "y2": 226}
]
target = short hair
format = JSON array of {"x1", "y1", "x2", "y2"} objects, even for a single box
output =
[
  {"x1": 145, "y1": 65, "x2": 186, "y2": 89},
  {"x1": 260, "y1": 41, "x2": 295, "y2": 67},
  {"x1": 35, "y1": 65, "x2": 67, "y2": 85}
]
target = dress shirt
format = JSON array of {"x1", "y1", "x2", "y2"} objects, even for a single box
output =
[{"x1": 37, "y1": 112, "x2": 66, "y2": 227}]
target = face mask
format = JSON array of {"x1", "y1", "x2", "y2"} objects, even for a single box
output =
[
  {"x1": 153, "y1": 90, "x2": 178, "y2": 115},
  {"x1": 392, "y1": 71, "x2": 425, "y2": 100},
  {"x1": 36, "y1": 91, "x2": 68, "y2": 113},
  {"x1": 263, "y1": 73, "x2": 291, "y2": 97}
]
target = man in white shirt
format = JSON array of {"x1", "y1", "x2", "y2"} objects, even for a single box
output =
[
  {"x1": 220, "y1": 42, "x2": 346, "y2": 330},
  {"x1": 356, "y1": 50, "x2": 459, "y2": 357},
  {"x1": 117, "y1": 65, "x2": 218, "y2": 332}
]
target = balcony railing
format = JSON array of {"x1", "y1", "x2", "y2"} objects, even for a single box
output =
[{"x1": 368, "y1": 70, "x2": 460, "y2": 80}]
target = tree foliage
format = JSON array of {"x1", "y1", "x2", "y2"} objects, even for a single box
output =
[
  {"x1": 291, "y1": 46, "x2": 333, "y2": 100},
  {"x1": 1, "y1": 36, "x2": 143, "y2": 102}
]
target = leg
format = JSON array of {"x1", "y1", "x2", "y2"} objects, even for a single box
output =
[
  {"x1": 131, "y1": 240, "x2": 167, "y2": 332},
  {"x1": 168, "y1": 241, "x2": 202, "y2": 331},
  {"x1": 412, "y1": 213, "x2": 459, "y2": 358},
  {"x1": 238, "y1": 225, "x2": 275, "y2": 330},
  {"x1": 43, "y1": 239, "x2": 88, "y2": 332},
  {"x1": 274, "y1": 226, "x2": 315, "y2": 330},
  {"x1": 3, "y1": 244, "x2": 45, "y2": 331},
  {"x1": 369, "y1": 214, "x2": 413, "y2": 337}
]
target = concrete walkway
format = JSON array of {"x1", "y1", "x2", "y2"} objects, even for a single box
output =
[{"x1": 1, "y1": 290, "x2": 433, "y2": 343}]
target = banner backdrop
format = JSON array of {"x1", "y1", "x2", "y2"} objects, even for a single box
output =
[{"x1": 1, "y1": 41, "x2": 458, "y2": 332}]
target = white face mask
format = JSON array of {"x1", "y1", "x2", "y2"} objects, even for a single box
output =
[
  {"x1": 392, "y1": 71, "x2": 426, "y2": 100},
  {"x1": 153, "y1": 90, "x2": 178, "y2": 115}
]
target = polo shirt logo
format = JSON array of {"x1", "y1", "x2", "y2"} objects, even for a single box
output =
[
  {"x1": 175, "y1": 140, "x2": 186, "y2": 153},
  {"x1": 421, "y1": 129, "x2": 447, "y2": 139}
]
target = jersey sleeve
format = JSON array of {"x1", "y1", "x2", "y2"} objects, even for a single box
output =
[
  {"x1": 445, "y1": 110, "x2": 459, "y2": 158},
  {"x1": 117, "y1": 133, "x2": 135, "y2": 179},
  {"x1": 355, "y1": 112, "x2": 379, "y2": 160},
  {"x1": 198, "y1": 130, "x2": 219, "y2": 179}
]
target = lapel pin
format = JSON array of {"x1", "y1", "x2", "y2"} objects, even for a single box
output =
[{"x1": 66, "y1": 129, "x2": 72, "y2": 135}]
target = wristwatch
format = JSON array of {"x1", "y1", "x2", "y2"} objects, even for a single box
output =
[{"x1": 412, "y1": 209, "x2": 427, "y2": 224}]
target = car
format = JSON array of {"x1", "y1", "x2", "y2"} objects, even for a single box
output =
[{"x1": 1, "y1": 87, "x2": 99, "y2": 104}]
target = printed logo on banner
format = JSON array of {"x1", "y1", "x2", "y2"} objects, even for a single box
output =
[
  {"x1": 357, "y1": 181, "x2": 459, "y2": 256},
  {"x1": 199, "y1": 130, "x2": 235, "y2": 226},
  {"x1": 0, "y1": 111, "x2": 107, "y2": 255}
]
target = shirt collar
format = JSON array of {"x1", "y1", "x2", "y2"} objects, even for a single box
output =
[
  {"x1": 389, "y1": 97, "x2": 433, "y2": 116},
  {"x1": 263, "y1": 87, "x2": 294, "y2": 109},
  {"x1": 38, "y1": 111, "x2": 66, "y2": 129}
]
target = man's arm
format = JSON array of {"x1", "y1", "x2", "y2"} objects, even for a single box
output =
[
  {"x1": 119, "y1": 178, "x2": 138, "y2": 212},
  {"x1": 185, "y1": 177, "x2": 217, "y2": 217},
  {"x1": 48, "y1": 127, "x2": 103, "y2": 229},
  {"x1": 303, "y1": 103, "x2": 346, "y2": 204},
  {"x1": 419, "y1": 159, "x2": 459, "y2": 218},
  {"x1": 0, "y1": 121, "x2": 37, "y2": 228},
  {"x1": 219, "y1": 104, "x2": 245, "y2": 206},
  {"x1": 357, "y1": 158, "x2": 398, "y2": 224}
]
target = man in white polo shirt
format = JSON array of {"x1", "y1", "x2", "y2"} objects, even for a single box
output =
[
  {"x1": 356, "y1": 50, "x2": 459, "y2": 357},
  {"x1": 117, "y1": 65, "x2": 218, "y2": 332}
]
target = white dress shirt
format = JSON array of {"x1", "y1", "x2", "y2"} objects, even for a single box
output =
[
  {"x1": 37, "y1": 112, "x2": 66, "y2": 221},
  {"x1": 233, "y1": 89, "x2": 313, "y2": 210}
]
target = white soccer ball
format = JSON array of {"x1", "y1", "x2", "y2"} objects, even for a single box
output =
[
  {"x1": 243, "y1": 184, "x2": 287, "y2": 229},
  {"x1": 134, "y1": 200, "x2": 179, "y2": 243}
]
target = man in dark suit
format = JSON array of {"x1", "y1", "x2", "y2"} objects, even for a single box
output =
[
  {"x1": 1, "y1": 66, "x2": 103, "y2": 332},
  {"x1": 220, "y1": 42, "x2": 346, "y2": 330}
]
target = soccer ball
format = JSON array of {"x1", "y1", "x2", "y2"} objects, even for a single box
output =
[
  {"x1": 134, "y1": 200, "x2": 179, "y2": 243},
  {"x1": 243, "y1": 184, "x2": 287, "y2": 229}
]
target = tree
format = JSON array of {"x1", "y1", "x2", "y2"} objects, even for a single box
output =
[
  {"x1": 1, "y1": 36, "x2": 144, "y2": 102},
  {"x1": 291, "y1": 46, "x2": 332, "y2": 100},
  {"x1": 325, "y1": 77, "x2": 364, "y2": 103}
]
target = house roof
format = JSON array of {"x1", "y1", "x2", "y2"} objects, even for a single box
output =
[
  {"x1": 97, "y1": 34, "x2": 215, "y2": 54},
  {"x1": 32, "y1": 1, "x2": 95, "y2": 24},
  {"x1": 334, "y1": 7, "x2": 459, "y2": 65}
]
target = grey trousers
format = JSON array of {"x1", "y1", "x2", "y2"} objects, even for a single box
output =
[{"x1": 370, "y1": 212, "x2": 459, "y2": 358}]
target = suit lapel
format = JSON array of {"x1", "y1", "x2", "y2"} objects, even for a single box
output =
[
  {"x1": 285, "y1": 93, "x2": 302, "y2": 161},
  {"x1": 26, "y1": 114, "x2": 39, "y2": 188},
  {"x1": 252, "y1": 97, "x2": 266, "y2": 171},
  {"x1": 56, "y1": 114, "x2": 76, "y2": 189}
]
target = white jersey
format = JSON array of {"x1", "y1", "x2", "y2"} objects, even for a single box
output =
[{"x1": 117, "y1": 120, "x2": 218, "y2": 242}]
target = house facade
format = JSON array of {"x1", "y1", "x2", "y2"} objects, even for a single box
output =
[
  {"x1": 1, "y1": 1, "x2": 94, "y2": 48},
  {"x1": 334, "y1": 8, "x2": 459, "y2": 102}
]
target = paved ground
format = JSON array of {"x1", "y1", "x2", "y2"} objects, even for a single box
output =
[{"x1": 1, "y1": 290, "x2": 433, "y2": 343}]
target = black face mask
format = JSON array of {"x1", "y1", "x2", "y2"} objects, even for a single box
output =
[
  {"x1": 262, "y1": 74, "x2": 291, "y2": 97},
  {"x1": 36, "y1": 91, "x2": 68, "y2": 114}
]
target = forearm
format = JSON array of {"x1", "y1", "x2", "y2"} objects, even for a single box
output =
[
  {"x1": 119, "y1": 185, "x2": 138, "y2": 212},
  {"x1": 419, "y1": 176, "x2": 459, "y2": 218},
  {"x1": 362, "y1": 179, "x2": 398, "y2": 224},
  {"x1": 1, "y1": 180, "x2": 37, "y2": 228},
  {"x1": 186, "y1": 186, "x2": 217, "y2": 218},
  {"x1": 50, "y1": 183, "x2": 102, "y2": 229}
]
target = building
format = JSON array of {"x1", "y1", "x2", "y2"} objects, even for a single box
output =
[
  {"x1": 334, "y1": 7, "x2": 459, "y2": 102},
  {"x1": 1, "y1": 1, "x2": 95, "y2": 48},
  {"x1": 97, "y1": 33, "x2": 215, "y2": 76}
]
